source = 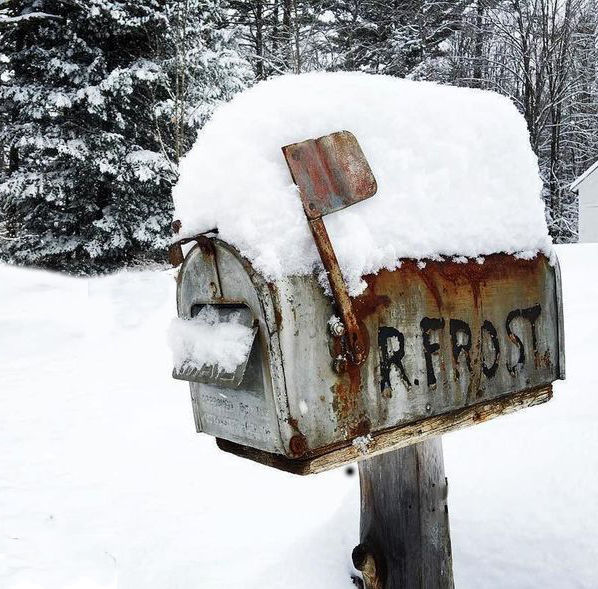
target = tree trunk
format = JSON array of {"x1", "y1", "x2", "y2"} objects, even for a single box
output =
[
  {"x1": 8, "y1": 145, "x2": 18, "y2": 173},
  {"x1": 472, "y1": 0, "x2": 485, "y2": 87},
  {"x1": 282, "y1": 0, "x2": 292, "y2": 70},
  {"x1": 255, "y1": 0, "x2": 264, "y2": 80},
  {"x1": 293, "y1": 0, "x2": 301, "y2": 73},
  {"x1": 353, "y1": 438, "x2": 454, "y2": 589}
]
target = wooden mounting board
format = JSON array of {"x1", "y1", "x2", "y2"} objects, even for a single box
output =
[{"x1": 217, "y1": 384, "x2": 552, "y2": 475}]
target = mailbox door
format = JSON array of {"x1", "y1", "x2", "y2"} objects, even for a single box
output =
[
  {"x1": 176, "y1": 240, "x2": 288, "y2": 454},
  {"x1": 272, "y1": 254, "x2": 564, "y2": 457}
]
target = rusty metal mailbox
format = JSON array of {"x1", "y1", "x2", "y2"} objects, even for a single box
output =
[{"x1": 173, "y1": 132, "x2": 565, "y2": 475}]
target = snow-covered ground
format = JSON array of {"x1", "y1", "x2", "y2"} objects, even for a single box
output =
[{"x1": 1, "y1": 244, "x2": 596, "y2": 589}]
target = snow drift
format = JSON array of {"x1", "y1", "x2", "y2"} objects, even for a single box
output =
[
  {"x1": 173, "y1": 72, "x2": 551, "y2": 294},
  {"x1": 1, "y1": 245, "x2": 596, "y2": 589}
]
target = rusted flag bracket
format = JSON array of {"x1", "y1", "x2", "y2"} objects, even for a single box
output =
[
  {"x1": 282, "y1": 131, "x2": 377, "y2": 366},
  {"x1": 168, "y1": 221, "x2": 218, "y2": 267}
]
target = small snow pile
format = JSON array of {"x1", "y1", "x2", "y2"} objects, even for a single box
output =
[
  {"x1": 169, "y1": 306, "x2": 253, "y2": 373},
  {"x1": 352, "y1": 434, "x2": 374, "y2": 455},
  {"x1": 173, "y1": 71, "x2": 551, "y2": 294}
]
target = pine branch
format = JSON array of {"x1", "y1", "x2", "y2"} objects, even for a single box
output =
[{"x1": 0, "y1": 12, "x2": 64, "y2": 28}]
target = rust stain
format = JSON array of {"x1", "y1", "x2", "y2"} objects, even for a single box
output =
[
  {"x1": 289, "y1": 434, "x2": 308, "y2": 457},
  {"x1": 330, "y1": 362, "x2": 361, "y2": 415},
  {"x1": 331, "y1": 363, "x2": 361, "y2": 419},
  {"x1": 195, "y1": 234, "x2": 216, "y2": 257},
  {"x1": 328, "y1": 321, "x2": 365, "y2": 433},
  {"x1": 357, "y1": 255, "x2": 545, "y2": 315},
  {"x1": 169, "y1": 243, "x2": 185, "y2": 268},
  {"x1": 536, "y1": 348, "x2": 552, "y2": 369},
  {"x1": 348, "y1": 417, "x2": 371, "y2": 439},
  {"x1": 354, "y1": 274, "x2": 391, "y2": 319},
  {"x1": 273, "y1": 306, "x2": 283, "y2": 331},
  {"x1": 419, "y1": 268, "x2": 445, "y2": 311},
  {"x1": 281, "y1": 131, "x2": 376, "y2": 220},
  {"x1": 354, "y1": 255, "x2": 547, "y2": 344},
  {"x1": 287, "y1": 417, "x2": 309, "y2": 457},
  {"x1": 331, "y1": 382, "x2": 352, "y2": 421}
]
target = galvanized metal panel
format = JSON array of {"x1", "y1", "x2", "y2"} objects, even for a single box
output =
[
  {"x1": 273, "y1": 254, "x2": 563, "y2": 454},
  {"x1": 176, "y1": 237, "x2": 221, "y2": 318}
]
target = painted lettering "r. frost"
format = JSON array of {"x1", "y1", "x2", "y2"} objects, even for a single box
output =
[{"x1": 378, "y1": 304, "x2": 543, "y2": 394}]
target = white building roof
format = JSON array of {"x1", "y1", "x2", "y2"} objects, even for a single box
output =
[{"x1": 571, "y1": 160, "x2": 598, "y2": 191}]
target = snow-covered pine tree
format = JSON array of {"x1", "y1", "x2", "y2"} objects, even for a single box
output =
[
  {"x1": 322, "y1": 1, "x2": 482, "y2": 77},
  {"x1": 0, "y1": 0, "x2": 250, "y2": 272}
]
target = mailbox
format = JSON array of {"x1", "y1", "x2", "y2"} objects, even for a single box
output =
[{"x1": 172, "y1": 132, "x2": 565, "y2": 475}]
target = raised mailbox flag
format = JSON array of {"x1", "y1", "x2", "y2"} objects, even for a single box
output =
[{"x1": 172, "y1": 131, "x2": 565, "y2": 475}]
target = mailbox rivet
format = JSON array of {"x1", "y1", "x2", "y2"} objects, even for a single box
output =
[
  {"x1": 425, "y1": 403, "x2": 432, "y2": 412},
  {"x1": 329, "y1": 318, "x2": 345, "y2": 337},
  {"x1": 333, "y1": 356, "x2": 348, "y2": 374},
  {"x1": 290, "y1": 434, "x2": 308, "y2": 456}
]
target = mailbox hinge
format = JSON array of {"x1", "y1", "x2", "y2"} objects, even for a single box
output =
[{"x1": 282, "y1": 131, "x2": 377, "y2": 366}]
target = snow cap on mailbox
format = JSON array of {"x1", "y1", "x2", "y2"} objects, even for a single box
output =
[{"x1": 170, "y1": 72, "x2": 563, "y2": 475}]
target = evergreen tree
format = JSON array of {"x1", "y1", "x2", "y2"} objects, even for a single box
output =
[
  {"x1": 227, "y1": 1, "x2": 322, "y2": 79},
  {"x1": 322, "y1": 1, "x2": 484, "y2": 77},
  {"x1": 0, "y1": 0, "x2": 249, "y2": 272}
]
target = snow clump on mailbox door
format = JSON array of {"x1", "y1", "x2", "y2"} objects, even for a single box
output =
[
  {"x1": 173, "y1": 71, "x2": 551, "y2": 295},
  {"x1": 169, "y1": 306, "x2": 254, "y2": 375}
]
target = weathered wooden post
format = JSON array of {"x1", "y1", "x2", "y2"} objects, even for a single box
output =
[
  {"x1": 354, "y1": 440, "x2": 453, "y2": 589},
  {"x1": 170, "y1": 130, "x2": 565, "y2": 588}
]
